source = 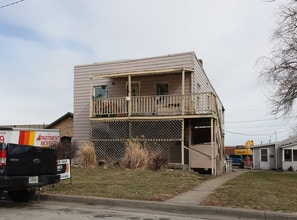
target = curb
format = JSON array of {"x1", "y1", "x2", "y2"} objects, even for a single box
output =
[{"x1": 37, "y1": 194, "x2": 297, "y2": 220}]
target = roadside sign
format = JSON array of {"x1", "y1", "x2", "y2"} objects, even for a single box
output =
[{"x1": 57, "y1": 159, "x2": 71, "y2": 180}]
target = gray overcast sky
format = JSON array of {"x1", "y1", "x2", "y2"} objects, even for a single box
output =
[{"x1": 0, "y1": 0, "x2": 293, "y2": 146}]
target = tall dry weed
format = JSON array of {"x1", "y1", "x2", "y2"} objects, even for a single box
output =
[
  {"x1": 78, "y1": 141, "x2": 97, "y2": 167},
  {"x1": 122, "y1": 140, "x2": 169, "y2": 170},
  {"x1": 122, "y1": 140, "x2": 148, "y2": 169}
]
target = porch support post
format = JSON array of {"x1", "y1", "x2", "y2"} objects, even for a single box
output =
[
  {"x1": 189, "y1": 119, "x2": 192, "y2": 167},
  {"x1": 128, "y1": 75, "x2": 132, "y2": 117},
  {"x1": 214, "y1": 119, "x2": 217, "y2": 175},
  {"x1": 211, "y1": 118, "x2": 215, "y2": 175},
  {"x1": 181, "y1": 119, "x2": 184, "y2": 165},
  {"x1": 182, "y1": 69, "x2": 185, "y2": 115}
]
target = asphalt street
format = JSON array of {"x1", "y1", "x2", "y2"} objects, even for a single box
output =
[{"x1": 0, "y1": 199, "x2": 245, "y2": 220}]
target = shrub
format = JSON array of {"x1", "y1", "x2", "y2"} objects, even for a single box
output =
[
  {"x1": 145, "y1": 151, "x2": 169, "y2": 171},
  {"x1": 78, "y1": 141, "x2": 97, "y2": 167},
  {"x1": 53, "y1": 140, "x2": 78, "y2": 160}
]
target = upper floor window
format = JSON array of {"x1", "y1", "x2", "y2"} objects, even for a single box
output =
[
  {"x1": 93, "y1": 85, "x2": 107, "y2": 99},
  {"x1": 156, "y1": 83, "x2": 168, "y2": 95}
]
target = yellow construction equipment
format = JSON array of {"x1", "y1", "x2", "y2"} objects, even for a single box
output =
[{"x1": 234, "y1": 140, "x2": 254, "y2": 157}]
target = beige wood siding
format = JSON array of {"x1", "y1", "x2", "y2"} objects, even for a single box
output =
[
  {"x1": 74, "y1": 66, "x2": 109, "y2": 141},
  {"x1": 190, "y1": 144, "x2": 212, "y2": 169},
  {"x1": 77, "y1": 52, "x2": 195, "y2": 76},
  {"x1": 193, "y1": 56, "x2": 224, "y2": 112}
]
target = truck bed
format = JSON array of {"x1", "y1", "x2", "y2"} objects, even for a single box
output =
[
  {"x1": 0, "y1": 143, "x2": 60, "y2": 190},
  {"x1": 5, "y1": 143, "x2": 57, "y2": 176}
]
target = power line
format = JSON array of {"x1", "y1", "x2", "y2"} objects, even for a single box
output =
[
  {"x1": 224, "y1": 128, "x2": 290, "y2": 137},
  {"x1": 0, "y1": 0, "x2": 25, "y2": 9},
  {"x1": 225, "y1": 118, "x2": 281, "y2": 124},
  {"x1": 227, "y1": 125, "x2": 297, "y2": 132},
  {"x1": 225, "y1": 116, "x2": 296, "y2": 124},
  {"x1": 224, "y1": 130, "x2": 275, "y2": 137}
]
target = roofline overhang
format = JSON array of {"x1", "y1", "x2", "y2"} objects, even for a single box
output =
[{"x1": 90, "y1": 68, "x2": 194, "y2": 79}]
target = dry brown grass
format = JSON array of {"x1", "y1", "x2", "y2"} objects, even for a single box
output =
[
  {"x1": 146, "y1": 151, "x2": 169, "y2": 171},
  {"x1": 122, "y1": 140, "x2": 148, "y2": 169},
  {"x1": 77, "y1": 141, "x2": 97, "y2": 167},
  {"x1": 122, "y1": 139, "x2": 168, "y2": 170}
]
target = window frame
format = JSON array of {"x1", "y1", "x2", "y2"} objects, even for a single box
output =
[
  {"x1": 261, "y1": 149, "x2": 268, "y2": 162},
  {"x1": 284, "y1": 149, "x2": 292, "y2": 162},
  {"x1": 293, "y1": 150, "x2": 297, "y2": 161},
  {"x1": 155, "y1": 83, "x2": 169, "y2": 95},
  {"x1": 93, "y1": 85, "x2": 107, "y2": 99}
]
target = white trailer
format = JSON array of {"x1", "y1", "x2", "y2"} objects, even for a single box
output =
[{"x1": 0, "y1": 127, "x2": 60, "y2": 147}]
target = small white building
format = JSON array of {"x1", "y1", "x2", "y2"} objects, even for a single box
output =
[
  {"x1": 252, "y1": 143, "x2": 276, "y2": 170},
  {"x1": 252, "y1": 136, "x2": 297, "y2": 171}
]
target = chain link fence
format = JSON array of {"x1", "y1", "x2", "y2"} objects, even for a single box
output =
[{"x1": 90, "y1": 119, "x2": 183, "y2": 164}]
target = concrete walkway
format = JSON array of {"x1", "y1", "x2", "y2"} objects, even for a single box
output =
[{"x1": 166, "y1": 169, "x2": 247, "y2": 205}]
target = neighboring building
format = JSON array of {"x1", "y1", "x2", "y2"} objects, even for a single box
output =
[
  {"x1": 46, "y1": 112, "x2": 73, "y2": 141},
  {"x1": 252, "y1": 136, "x2": 297, "y2": 171},
  {"x1": 225, "y1": 146, "x2": 235, "y2": 156},
  {"x1": 74, "y1": 52, "x2": 225, "y2": 175}
]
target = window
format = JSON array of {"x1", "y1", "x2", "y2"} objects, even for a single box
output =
[
  {"x1": 156, "y1": 84, "x2": 168, "y2": 95},
  {"x1": 293, "y1": 150, "x2": 297, "y2": 161},
  {"x1": 284, "y1": 149, "x2": 292, "y2": 161},
  {"x1": 93, "y1": 86, "x2": 107, "y2": 99},
  {"x1": 261, "y1": 149, "x2": 268, "y2": 162},
  {"x1": 156, "y1": 83, "x2": 169, "y2": 106}
]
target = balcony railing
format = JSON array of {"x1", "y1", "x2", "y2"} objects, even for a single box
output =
[{"x1": 91, "y1": 93, "x2": 215, "y2": 117}]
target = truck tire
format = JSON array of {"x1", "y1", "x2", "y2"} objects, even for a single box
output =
[{"x1": 8, "y1": 189, "x2": 36, "y2": 202}]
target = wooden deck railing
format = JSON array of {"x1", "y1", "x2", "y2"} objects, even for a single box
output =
[{"x1": 91, "y1": 93, "x2": 215, "y2": 117}]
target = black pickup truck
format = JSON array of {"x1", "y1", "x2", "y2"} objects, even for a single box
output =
[{"x1": 0, "y1": 143, "x2": 60, "y2": 202}]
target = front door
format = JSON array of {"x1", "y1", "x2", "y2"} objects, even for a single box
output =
[{"x1": 131, "y1": 82, "x2": 140, "y2": 96}]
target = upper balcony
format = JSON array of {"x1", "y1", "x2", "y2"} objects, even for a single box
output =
[{"x1": 90, "y1": 92, "x2": 217, "y2": 118}]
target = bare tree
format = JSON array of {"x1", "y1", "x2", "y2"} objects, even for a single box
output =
[{"x1": 259, "y1": 0, "x2": 297, "y2": 116}]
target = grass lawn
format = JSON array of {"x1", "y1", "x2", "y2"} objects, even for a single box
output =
[
  {"x1": 44, "y1": 167, "x2": 297, "y2": 213},
  {"x1": 202, "y1": 170, "x2": 297, "y2": 213},
  {"x1": 44, "y1": 167, "x2": 211, "y2": 201}
]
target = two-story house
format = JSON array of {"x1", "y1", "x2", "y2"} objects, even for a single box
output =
[{"x1": 74, "y1": 51, "x2": 225, "y2": 175}]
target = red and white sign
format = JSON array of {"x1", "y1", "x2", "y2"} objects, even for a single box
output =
[{"x1": 57, "y1": 159, "x2": 71, "y2": 180}]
